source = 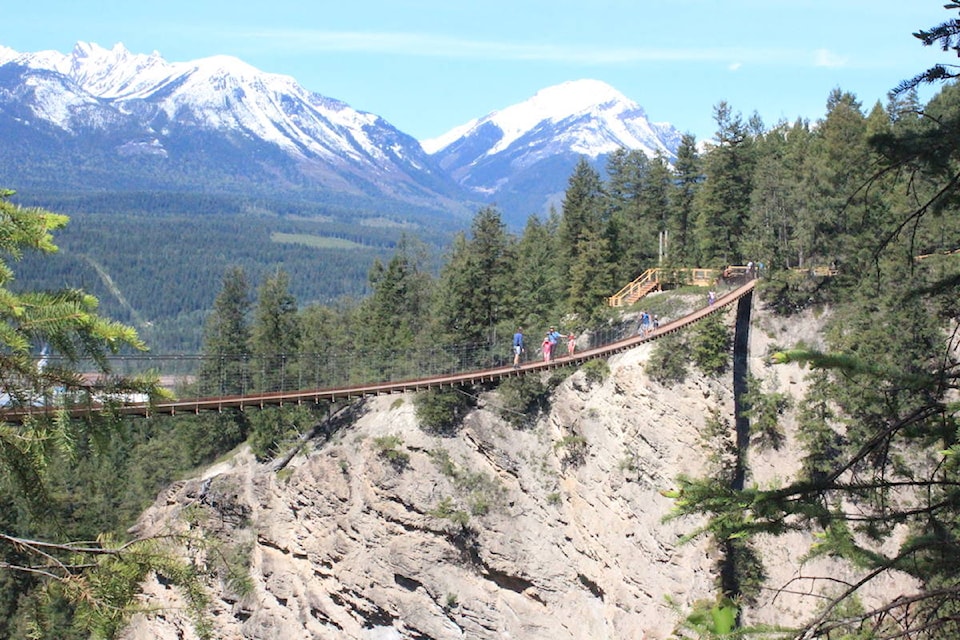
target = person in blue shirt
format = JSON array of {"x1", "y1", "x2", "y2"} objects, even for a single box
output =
[
  {"x1": 638, "y1": 312, "x2": 651, "y2": 337},
  {"x1": 512, "y1": 327, "x2": 525, "y2": 368},
  {"x1": 547, "y1": 326, "x2": 563, "y2": 360}
]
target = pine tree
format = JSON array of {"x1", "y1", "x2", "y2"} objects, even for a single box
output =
[
  {"x1": 606, "y1": 149, "x2": 656, "y2": 281},
  {"x1": 197, "y1": 266, "x2": 252, "y2": 395},
  {"x1": 642, "y1": 151, "x2": 674, "y2": 263},
  {"x1": 667, "y1": 133, "x2": 702, "y2": 266},
  {"x1": 0, "y1": 191, "x2": 207, "y2": 638},
  {"x1": 354, "y1": 235, "x2": 434, "y2": 380},
  {"x1": 432, "y1": 206, "x2": 514, "y2": 359},
  {"x1": 566, "y1": 225, "x2": 615, "y2": 320},
  {"x1": 297, "y1": 300, "x2": 356, "y2": 387},
  {"x1": 250, "y1": 269, "x2": 300, "y2": 392},
  {"x1": 512, "y1": 213, "x2": 564, "y2": 328},
  {"x1": 558, "y1": 157, "x2": 606, "y2": 272},
  {"x1": 693, "y1": 102, "x2": 755, "y2": 266}
]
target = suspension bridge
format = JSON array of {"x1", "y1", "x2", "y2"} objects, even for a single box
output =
[{"x1": 1, "y1": 275, "x2": 758, "y2": 424}]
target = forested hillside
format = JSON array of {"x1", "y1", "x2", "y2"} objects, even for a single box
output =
[
  {"x1": 3, "y1": 6, "x2": 960, "y2": 639},
  {"x1": 11, "y1": 193, "x2": 457, "y2": 352}
]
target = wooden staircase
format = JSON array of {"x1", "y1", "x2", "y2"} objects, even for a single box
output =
[
  {"x1": 608, "y1": 269, "x2": 661, "y2": 307},
  {"x1": 608, "y1": 267, "x2": 725, "y2": 307}
]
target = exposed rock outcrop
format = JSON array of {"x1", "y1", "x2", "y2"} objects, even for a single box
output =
[{"x1": 120, "y1": 299, "x2": 914, "y2": 639}]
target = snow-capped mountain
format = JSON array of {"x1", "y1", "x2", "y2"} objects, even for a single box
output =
[
  {"x1": 0, "y1": 43, "x2": 683, "y2": 227},
  {"x1": 0, "y1": 42, "x2": 468, "y2": 215},
  {"x1": 423, "y1": 79, "x2": 678, "y2": 161},
  {"x1": 424, "y1": 79, "x2": 682, "y2": 224}
]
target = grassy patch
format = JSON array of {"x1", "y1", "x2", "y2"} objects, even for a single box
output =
[{"x1": 270, "y1": 232, "x2": 366, "y2": 250}]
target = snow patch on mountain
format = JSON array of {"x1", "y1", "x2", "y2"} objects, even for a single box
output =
[
  {"x1": 0, "y1": 41, "x2": 468, "y2": 212},
  {"x1": 1, "y1": 42, "x2": 432, "y2": 169},
  {"x1": 422, "y1": 79, "x2": 677, "y2": 160}
]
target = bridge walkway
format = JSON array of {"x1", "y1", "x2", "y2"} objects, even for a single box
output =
[{"x1": 1, "y1": 279, "x2": 756, "y2": 423}]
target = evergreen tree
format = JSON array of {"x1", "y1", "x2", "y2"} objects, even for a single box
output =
[
  {"x1": 558, "y1": 158, "x2": 614, "y2": 314},
  {"x1": 512, "y1": 213, "x2": 564, "y2": 328},
  {"x1": 742, "y1": 124, "x2": 796, "y2": 269},
  {"x1": 642, "y1": 151, "x2": 674, "y2": 263},
  {"x1": 605, "y1": 149, "x2": 652, "y2": 281},
  {"x1": 298, "y1": 299, "x2": 357, "y2": 387},
  {"x1": 197, "y1": 266, "x2": 252, "y2": 395},
  {"x1": 566, "y1": 225, "x2": 615, "y2": 319},
  {"x1": 250, "y1": 269, "x2": 300, "y2": 392},
  {"x1": 558, "y1": 157, "x2": 606, "y2": 273},
  {"x1": 432, "y1": 206, "x2": 514, "y2": 358},
  {"x1": 354, "y1": 235, "x2": 434, "y2": 380},
  {"x1": 809, "y1": 89, "x2": 874, "y2": 269},
  {"x1": 667, "y1": 133, "x2": 702, "y2": 266},
  {"x1": 693, "y1": 102, "x2": 756, "y2": 266},
  {"x1": 0, "y1": 190, "x2": 206, "y2": 638}
]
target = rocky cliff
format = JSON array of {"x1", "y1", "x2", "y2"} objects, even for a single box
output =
[{"x1": 119, "y1": 295, "x2": 914, "y2": 639}]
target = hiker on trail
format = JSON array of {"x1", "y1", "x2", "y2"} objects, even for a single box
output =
[
  {"x1": 567, "y1": 332, "x2": 576, "y2": 356},
  {"x1": 708, "y1": 290, "x2": 716, "y2": 306},
  {"x1": 541, "y1": 333, "x2": 552, "y2": 363},
  {"x1": 652, "y1": 315, "x2": 660, "y2": 331},
  {"x1": 513, "y1": 327, "x2": 525, "y2": 369}
]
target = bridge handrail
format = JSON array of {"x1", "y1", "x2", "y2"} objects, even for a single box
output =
[{"x1": 0, "y1": 279, "x2": 757, "y2": 423}]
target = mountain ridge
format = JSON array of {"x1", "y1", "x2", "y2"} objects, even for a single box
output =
[{"x1": 0, "y1": 42, "x2": 683, "y2": 226}]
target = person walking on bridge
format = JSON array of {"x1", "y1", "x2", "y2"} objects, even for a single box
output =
[
  {"x1": 513, "y1": 327, "x2": 525, "y2": 369},
  {"x1": 547, "y1": 326, "x2": 563, "y2": 360},
  {"x1": 541, "y1": 332, "x2": 553, "y2": 363}
]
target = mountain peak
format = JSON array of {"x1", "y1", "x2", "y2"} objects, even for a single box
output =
[
  {"x1": 72, "y1": 41, "x2": 130, "y2": 59},
  {"x1": 0, "y1": 45, "x2": 18, "y2": 64},
  {"x1": 525, "y1": 79, "x2": 631, "y2": 114},
  {"x1": 422, "y1": 79, "x2": 636, "y2": 155},
  {"x1": 422, "y1": 78, "x2": 681, "y2": 223}
]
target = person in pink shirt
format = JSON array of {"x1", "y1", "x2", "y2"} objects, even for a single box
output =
[
  {"x1": 567, "y1": 332, "x2": 576, "y2": 356},
  {"x1": 541, "y1": 333, "x2": 552, "y2": 362}
]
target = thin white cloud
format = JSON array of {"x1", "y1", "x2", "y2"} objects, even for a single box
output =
[
  {"x1": 231, "y1": 28, "x2": 824, "y2": 67},
  {"x1": 728, "y1": 62, "x2": 743, "y2": 72},
  {"x1": 812, "y1": 48, "x2": 848, "y2": 67}
]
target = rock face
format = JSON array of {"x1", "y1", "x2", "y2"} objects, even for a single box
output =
[{"x1": 120, "y1": 299, "x2": 913, "y2": 639}]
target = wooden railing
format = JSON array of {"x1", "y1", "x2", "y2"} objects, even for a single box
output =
[
  {"x1": 608, "y1": 267, "x2": 724, "y2": 307},
  {"x1": 608, "y1": 268, "x2": 661, "y2": 307}
]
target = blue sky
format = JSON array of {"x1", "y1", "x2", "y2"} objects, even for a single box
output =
[{"x1": 3, "y1": 1, "x2": 953, "y2": 142}]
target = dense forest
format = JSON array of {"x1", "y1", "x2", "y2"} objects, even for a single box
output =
[
  {"x1": 4, "y1": 6, "x2": 960, "y2": 638},
  {"x1": 10, "y1": 193, "x2": 460, "y2": 352}
]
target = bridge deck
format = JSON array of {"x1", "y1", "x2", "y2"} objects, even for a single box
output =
[{"x1": 2, "y1": 280, "x2": 756, "y2": 423}]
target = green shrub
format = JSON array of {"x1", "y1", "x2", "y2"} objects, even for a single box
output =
[
  {"x1": 497, "y1": 376, "x2": 548, "y2": 427},
  {"x1": 415, "y1": 387, "x2": 475, "y2": 435},
  {"x1": 646, "y1": 333, "x2": 689, "y2": 385},
  {"x1": 428, "y1": 447, "x2": 457, "y2": 477},
  {"x1": 427, "y1": 449, "x2": 504, "y2": 515},
  {"x1": 554, "y1": 434, "x2": 588, "y2": 469},
  {"x1": 372, "y1": 434, "x2": 410, "y2": 469},
  {"x1": 247, "y1": 406, "x2": 314, "y2": 461},
  {"x1": 546, "y1": 365, "x2": 576, "y2": 388},
  {"x1": 742, "y1": 375, "x2": 791, "y2": 451},
  {"x1": 429, "y1": 496, "x2": 470, "y2": 527},
  {"x1": 580, "y1": 359, "x2": 609, "y2": 384},
  {"x1": 762, "y1": 269, "x2": 830, "y2": 316},
  {"x1": 690, "y1": 313, "x2": 732, "y2": 375}
]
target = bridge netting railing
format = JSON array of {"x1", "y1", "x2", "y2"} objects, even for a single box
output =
[
  {"x1": 18, "y1": 275, "x2": 756, "y2": 407},
  {"x1": 26, "y1": 319, "x2": 647, "y2": 404}
]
